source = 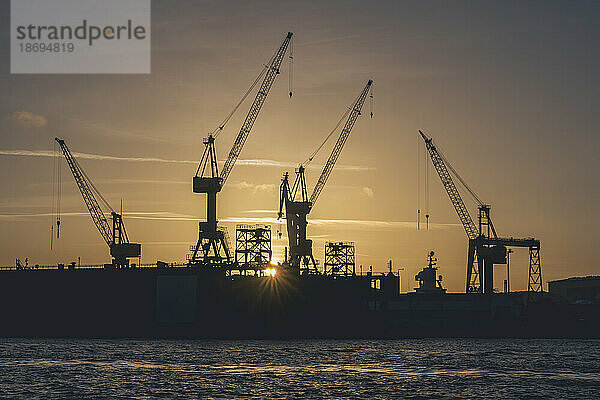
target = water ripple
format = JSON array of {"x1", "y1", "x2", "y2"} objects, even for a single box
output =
[{"x1": 0, "y1": 338, "x2": 599, "y2": 399}]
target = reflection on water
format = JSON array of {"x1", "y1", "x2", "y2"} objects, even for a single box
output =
[{"x1": 1, "y1": 339, "x2": 599, "y2": 399}]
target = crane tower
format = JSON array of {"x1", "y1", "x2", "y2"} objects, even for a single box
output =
[{"x1": 188, "y1": 32, "x2": 293, "y2": 267}]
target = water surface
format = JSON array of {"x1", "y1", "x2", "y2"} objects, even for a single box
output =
[{"x1": 1, "y1": 339, "x2": 598, "y2": 399}]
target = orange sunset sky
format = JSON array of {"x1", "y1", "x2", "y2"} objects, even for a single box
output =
[{"x1": 0, "y1": 0, "x2": 598, "y2": 292}]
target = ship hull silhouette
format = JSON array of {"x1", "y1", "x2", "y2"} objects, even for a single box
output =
[{"x1": 1, "y1": 267, "x2": 598, "y2": 338}]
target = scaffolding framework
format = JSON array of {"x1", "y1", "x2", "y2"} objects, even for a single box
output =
[
  {"x1": 324, "y1": 242, "x2": 355, "y2": 276},
  {"x1": 528, "y1": 246, "x2": 542, "y2": 292},
  {"x1": 187, "y1": 224, "x2": 232, "y2": 267},
  {"x1": 235, "y1": 225, "x2": 272, "y2": 272}
]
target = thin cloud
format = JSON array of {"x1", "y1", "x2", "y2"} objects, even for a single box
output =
[
  {"x1": 119, "y1": 212, "x2": 200, "y2": 221},
  {"x1": 229, "y1": 181, "x2": 277, "y2": 193},
  {"x1": 0, "y1": 210, "x2": 460, "y2": 231},
  {"x1": 0, "y1": 149, "x2": 197, "y2": 164},
  {"x1": 308, "y1": 218, "x2": 458, "y2": 230},
  {"x1": 0, "y1": 211, "x2": 200, "y2": 222},
  {"x1": 221, "y1": 216, "x2": 281, "y2": 225},
  {"x1": 0, "y1": 149, "x2": 374, "y2": 171},
  {"x1": 0, "y1": 211, "x2": 88, "y2": 220},
  {"x1": 233, "y1": 159, "x2": 374, "y2": 171},
  {"x1": 221, "y1": 216, "x2": 460, "y2": 230},
  {"x1": 8, "y1": 111, "x2": 47, "y2": 128},
  {"x1": 100, "y1": 178, "x2": 188, "y2": 185}
]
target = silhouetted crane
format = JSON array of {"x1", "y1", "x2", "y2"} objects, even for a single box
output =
[
  {"x1": 418, "y1": 130, "x2": 542, "y2": 294},
  {"x1": 55, "y1": 138, "x2": 141, "y2": 268},
  {"x1": 189, "y1": 32, "x2": 293, "y2": 266},
  {"x1": 279, "y1": 80, "x2": 372, "y2": 274}
]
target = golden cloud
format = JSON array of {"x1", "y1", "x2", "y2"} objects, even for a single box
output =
[{"x1": 9, "y1": 111, "x2": 47, "y2": 128}]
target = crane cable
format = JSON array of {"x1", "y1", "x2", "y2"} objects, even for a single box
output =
[
  {"x1": 211, "y1": 44, "x2": 283, "y2": 140},
  {"x1": 51, "y1": 141, "x2": 56, "y2": 248},
  {"x1": 53, "y1": 145, "x2": 116, "y2": 243},
  {"x1": 422, "y1": 135, "x2": 485, "y2": 235},
  {"x1": 369, "y1": 83, "x2": 374, "y2": 118},
  {"x1": 212, "y1": 65, "x2": 268, "y2": 140},
  {"x1": 302, "y1": 106, "x2": 352, "y2": 166},
  {"x1": 435, "y1": 144, "x2": 483, "y2": 206},
  {"x1": 303, "y1": 83, "x2": 373, "y2": 166},
  {"x1": 288, "y1": 36, "x2": 294, "y2": 98},
  {"x1": 56, "y1": 143, "x2": 62, "y2": 239},
  {"x1": 75, "y1": 156, "x2": 115, "y2": 213},
  {"x1": 417, "y1": 132, "x2": 421, "y2": 230},
  {"x1": 425, "y1": 143, "x2": 429, "y2": 229}
]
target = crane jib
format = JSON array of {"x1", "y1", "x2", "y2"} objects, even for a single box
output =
[
  {"x1": 419, "y1": 131, "x2": 479, "y2": 240},
  {"x1": 309, "y1": 79, "x2": 372, "y2": 206},
  {"x1": 219, "y1": 32, "x2": 293, "y2": 186},
  {"x1": 55, "y1": 138, "x2": 113, "y2": 246}
]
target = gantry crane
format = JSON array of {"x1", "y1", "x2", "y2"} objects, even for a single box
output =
[
  {"x1": 188, "y1": 32, "x2": 293, "y2": 266},
  {"x1": 418, "y1": 130, "x2": 542, "y2": 294},
  {"x1": 279, "y1": 80, "x2": 373, "y2": 274},
  {"x1": 55, "y1": 138, "x2": 141, "y2": 268}
]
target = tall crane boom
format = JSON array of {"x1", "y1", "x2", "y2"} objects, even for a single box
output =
[
  {"x1": 190, "y1": 32, "x2": 292, "y2": 266},
  {"x1": 278, "y1": 80, "x2": 372, "y2": 274},
  {"x1": 418, "y1": 130, "x2": 479, "y2": 240},
  {"x1": 55, "y1": 138, "x2": 113, "y2": 245},
  {"x1": 55, "y1": 138, "x2": 140, "y2": 267},
  {"x1": 310, "y1": 79, "x2": 372, "y2": 205},
  {"x1": 220, "y1": 32, "x2": 293, "y2": 185}
]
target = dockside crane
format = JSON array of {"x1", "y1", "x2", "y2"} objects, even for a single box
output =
[
  {"x1": 188, "y1": 32, "x2": 293, "y2": 266},
  {"x1": 418, "y1": 130, "x2": 542, "y2": 294},
  {"x1": 55, "y1": 138, "x2": 141, "y2": 268},
  {"x1": 279, "y1": 80, "x2": 373, "y2": 274}
]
